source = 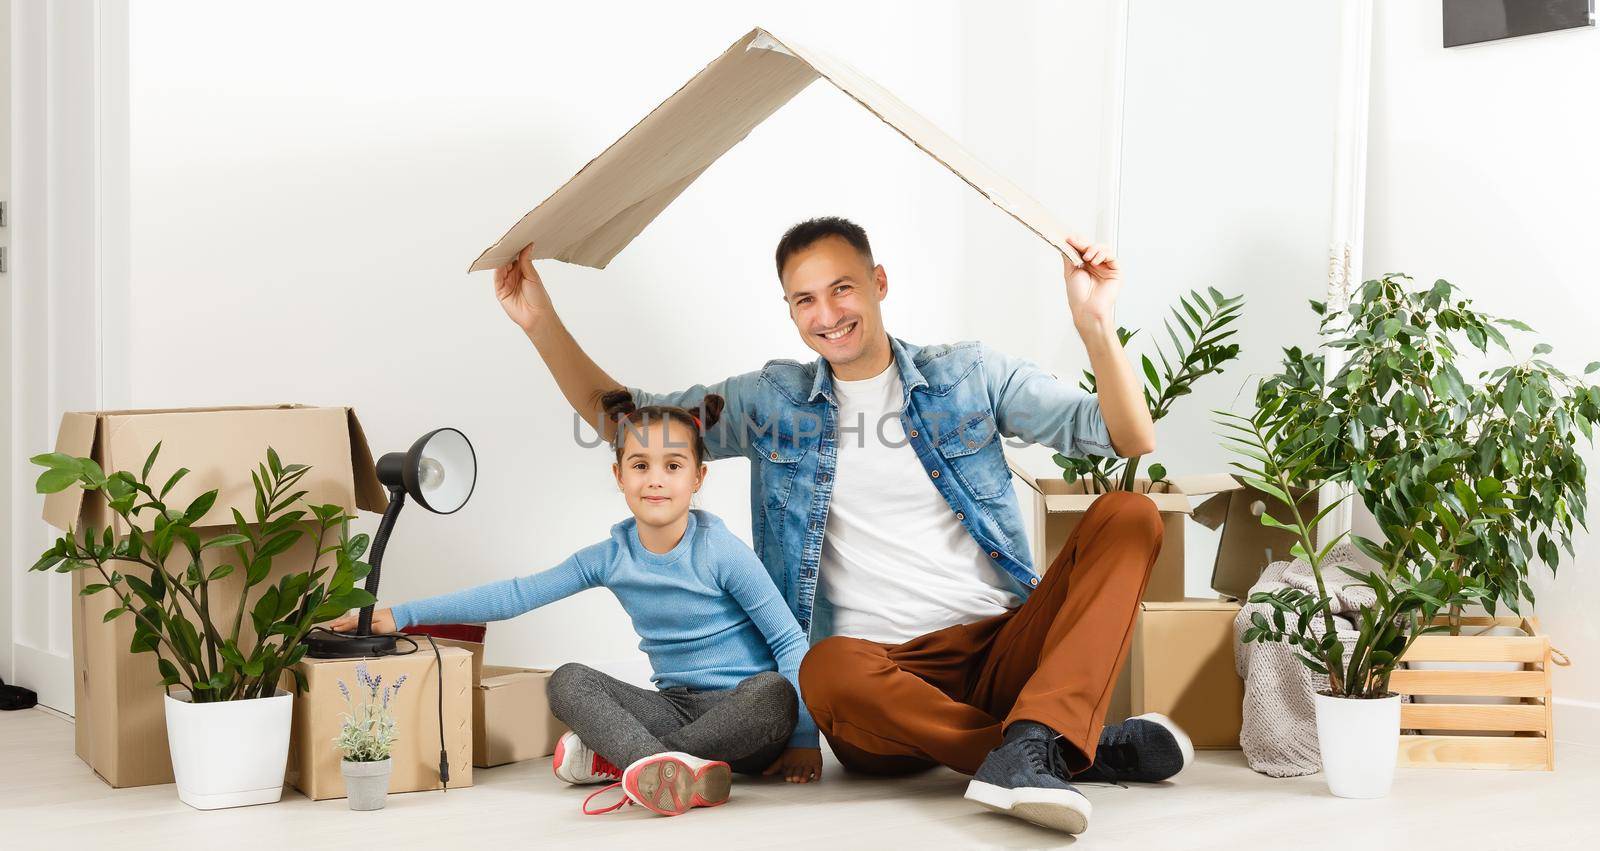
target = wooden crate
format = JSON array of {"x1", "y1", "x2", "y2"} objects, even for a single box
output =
[{"x1": 1392, "y1": 616, "x2": 1553, "y2": 770}]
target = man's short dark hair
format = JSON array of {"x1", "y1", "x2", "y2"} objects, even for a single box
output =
[{"x1": 775, "y1": 216, "x2": 874, "y2": 278}]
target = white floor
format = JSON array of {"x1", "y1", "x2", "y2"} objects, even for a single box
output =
[{"x1": 4, "y1": 707, "x2": 1596, "y2": 850}]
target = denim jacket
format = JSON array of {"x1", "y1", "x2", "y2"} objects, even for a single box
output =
[{"x1": 628, "y1": 336, "x2": 1117, "y2": 640}]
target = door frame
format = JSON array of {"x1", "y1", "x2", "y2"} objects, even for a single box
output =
[{"x1": 6, "y1": 0, "x2": 131, "y2": 713}]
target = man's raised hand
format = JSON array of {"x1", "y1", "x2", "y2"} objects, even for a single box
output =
[{"x1": 1061, "y1": 234, "x2": 1122, "y2": 337}]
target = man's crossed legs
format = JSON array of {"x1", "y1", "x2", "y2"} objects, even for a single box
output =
[{"x1": 799, "y1": 491, "x2": 1192, "y2": 834}]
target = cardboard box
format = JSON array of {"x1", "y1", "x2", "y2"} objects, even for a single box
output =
[
  {"x1": 468, "y1": 27, "x2": 1086, "y2": 273},
  {"x1": 1106, "y1": 599, "x2": 1244, "y2": 749},
  {"x1": 41, "y1": 405, "x2": 385, "y2": 788},
  {"x1": 286, "y1": 647, "x2": 474, "y2": 800},
  {"x1": 474, "y1": 665, "x2": 568, "y2": 768},
  {"x1": 1008, "y1": 455, "x2": 1238, "y2": 602},
  {"x1": 1191, "y1": 477, "x2": 1319, "y2": 600}
]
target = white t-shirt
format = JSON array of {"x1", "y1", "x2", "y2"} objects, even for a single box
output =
[{"x1": 819, "y1": 363, "x2": 1020, "y2": 643}]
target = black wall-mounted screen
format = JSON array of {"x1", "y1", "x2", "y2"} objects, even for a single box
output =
[{"x1": 1444, "y1": 0, "x2": 1594, "y2": 47}]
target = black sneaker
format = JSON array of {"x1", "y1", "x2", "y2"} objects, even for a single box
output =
[
  {"x1": 1076, "y1": 713, "x2": 1194, "y2": 784},
  {"x1": 964, "y1": 722, "x2": 1092, "y2": 835}
]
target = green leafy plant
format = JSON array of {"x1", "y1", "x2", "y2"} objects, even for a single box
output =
[
  {"x1": 29, "y1": 445, "x2": 376, "y2": 702},
  {"x1": 335, "y1": 663, "x2": 404, "y2": 762},
  {"x1": 1255, "y1": 274, "x2": 1600, "y2": 630},
  {"x1": 1056, "y1": 288, "x2": 1244, "y2": 491},
  {"x1": 1217, "y1": 400, "x2": 1485, "y2": 697}
]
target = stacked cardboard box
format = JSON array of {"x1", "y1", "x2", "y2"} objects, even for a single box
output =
[
  {"x1": 475, "y1": 666, "x2": 567, "y2": 767},
  {"x1": 41, "y1": 405, "x2": 386, "y2": 788},
  {"x1": 285, "y1": 647, "x2": 475, "y2": 799},
  {"x1": 1107, "y1": 599, "x2": 1246, "y2": 749}
]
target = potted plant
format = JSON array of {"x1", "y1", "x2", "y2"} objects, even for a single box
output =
[
  {"x1": 1250, "y1": 274, "x2": 1596, "y2": 762},
  {"x1": 335, "y1": 663, "x2": 405, "y2": 811},
  {"x1": 1055, "y1": 287, "x2": 1243, "y2": 490},
  {"x1": 29, "y1": 446, "x2": 375, "y2": 809},
  {"x1": 1216, "y1": 400, "x2": 1484, "y2": 797},
  {"x1": 1254, "y1": 274, "x2": 1600, "y2": 629}
]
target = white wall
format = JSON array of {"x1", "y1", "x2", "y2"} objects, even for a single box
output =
[
  {"x1": 1109, "y1": 0, "x2": 1346, "y2": 595},
  {"x1": 1364, "y1": 3, "x2": 1600, "y2": 742},
  {"x1": 125, "y1": 1, "x2": 1112, "y2": 680}
]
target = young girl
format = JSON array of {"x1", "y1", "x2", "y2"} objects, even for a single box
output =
[{"x1": 333, "y1": 391, "x2": 821, "y2": 816}]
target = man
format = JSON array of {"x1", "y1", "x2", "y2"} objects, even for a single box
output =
[{"x1": 495, "y1": 217, "x2": 1190, "y2": 835}]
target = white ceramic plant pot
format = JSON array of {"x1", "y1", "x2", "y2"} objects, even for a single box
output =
[
  {"x1": 342, "y1": 758, "x2": 393, "y2": 811},
  {"x1": 164, "y1": 689, "x2": 293, "y2": 810},
  {"x1": 1314, "y1": 691, "x2": 1400, "y2": 799}
]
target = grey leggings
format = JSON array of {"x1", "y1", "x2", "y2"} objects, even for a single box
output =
[{"x1": 546, "y1": 663, "x2": 798, "y2": 774}]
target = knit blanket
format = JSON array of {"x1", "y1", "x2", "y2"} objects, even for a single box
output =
[{"x1": 1233, "y1": 544, "x2": 1374, "y2": 777}]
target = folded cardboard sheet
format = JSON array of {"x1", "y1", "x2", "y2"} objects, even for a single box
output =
[{"x1": 469, "y1": 27, "x2": 1083, "y2": 272}]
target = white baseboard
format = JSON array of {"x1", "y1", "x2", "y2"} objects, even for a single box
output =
[
  {"x1": 1555, "y1": 698, "x2": 1599, "y2": 748},
  {"x1": 12, "y1": 643, "x2": 74, "y2": 715}
]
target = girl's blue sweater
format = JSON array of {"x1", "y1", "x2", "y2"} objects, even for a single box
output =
[{"x1": 392, "y1": 509, "x2": 817, "y2": 748}]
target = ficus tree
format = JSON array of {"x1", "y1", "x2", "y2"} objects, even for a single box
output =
[
  {"x1": 30, "y1": 445, "x2": 376, "y2": 701},
  {"x1": 1254, "y1": 274, "x2": 1600, "y2": 630}
]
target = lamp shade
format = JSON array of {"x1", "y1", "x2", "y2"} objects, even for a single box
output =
[{"x1": 382, "y1": 427, "x2": 476, "y2": 514}]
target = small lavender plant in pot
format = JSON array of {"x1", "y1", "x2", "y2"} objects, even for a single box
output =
[{"x1": 335, "y1": 664, "x2": 405, "y2": 811}]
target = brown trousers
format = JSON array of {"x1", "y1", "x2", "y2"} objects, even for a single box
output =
[{"x1": 798, "y1": 491, "x2": 1163, "y2": 776}]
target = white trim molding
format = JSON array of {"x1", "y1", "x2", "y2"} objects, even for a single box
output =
[
  {"x1": 1317, "y1": 0, "x2": 1375, "y2": 547},
  {"x1": 6, "y1": 0, "x2": 130, "y2": 713}
]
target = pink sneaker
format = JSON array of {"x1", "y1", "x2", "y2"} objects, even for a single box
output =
[
  {"x1": 552, "y1": 731, "x2": 622, "y2": 785},
  {"x1": 620, "y1": 752, "x2": 732, "y2": 817}
]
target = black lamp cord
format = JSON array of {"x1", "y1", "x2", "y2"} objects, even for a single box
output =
[{"x1": 389, "y1": 633, "x2": 450, "y2": 792}]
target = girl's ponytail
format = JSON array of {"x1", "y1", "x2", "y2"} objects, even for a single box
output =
[
  {"x1": 691, "y1": 394, "x2": 726, "y2": 433},
  {"x1": 599, "y1": 388, "x2": 637, "y2": 427},
  {"x1": 602, "y1": 390, "x2": 725, "y2": 466}
]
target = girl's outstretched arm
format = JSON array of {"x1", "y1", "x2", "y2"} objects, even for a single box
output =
[{"x1": 377, "y1": 541, "x2": 611, "y2": 630}]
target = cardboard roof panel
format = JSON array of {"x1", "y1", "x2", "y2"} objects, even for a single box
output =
[{"x1": 469, "y1": 27, "x2": 1082, "y2": 273}]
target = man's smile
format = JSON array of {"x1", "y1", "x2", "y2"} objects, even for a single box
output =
[{"x1": 817, "y1": 321, "x2": 858, "y2": 344}]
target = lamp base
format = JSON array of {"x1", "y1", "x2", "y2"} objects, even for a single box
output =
[{"x1": 301, "y1": 630, "x2": 400, "y2": 659}]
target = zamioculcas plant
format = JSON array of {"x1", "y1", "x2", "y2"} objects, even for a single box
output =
[
  {"x1": 29, "y1": 445, "x2": 376, "y2": 701},
  {"x1": 1056, "y1": 287, "x2": 1244, "y2": 491},
  {"x1": 1255, "y1": 274, "x2": 1600, "y2": 630},
  {"x1": 1216, "y1": 399, "x2": 1486, "y2": 696}
]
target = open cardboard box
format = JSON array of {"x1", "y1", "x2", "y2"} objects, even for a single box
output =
[
  {"x1": 1007, "y1": 455, "x2": 1316, "y2": 602},
  {"x1": 469, "y1": 27, "x2": 1086, "y2": 272},
  {"x1": 40, "y1": 404, "x2": 387, "y2": 788},
  {"x1": 1190, "y1": 476, "x2": 1318, "y2": 600},
  {"x1": 1007, "y1": 454, "x2": 1240, "y2": 601},
  {"x1": 475, "y1": 665, "x2": 568, "y2": 768}
]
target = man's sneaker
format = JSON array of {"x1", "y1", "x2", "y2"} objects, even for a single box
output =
[
  {"x1": 1076, "y1": 713, "x2": 1195, "y2": 784},
  {"x1": 964, "y1": 722, "x2": 1092, "y2": 835},
  {"x1": 552, "y1": 731, "x2": 623, "y2": 785},
  {"x1": 619, "y1": 752, "x2": 732, "y2": 817}
]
